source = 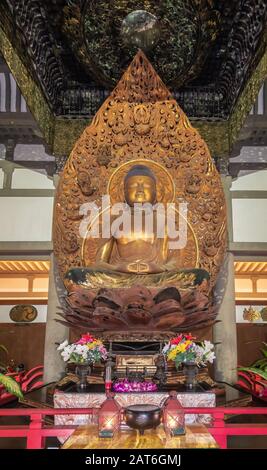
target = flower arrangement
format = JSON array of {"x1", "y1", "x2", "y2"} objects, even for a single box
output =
[
  {"x1": 113, "y1": 378, "x2": 158, "y2": 393},
  {"x1": 57, "y1": 333, "x2": 108, "y2": 364},
  {"x1": 162, "y1": 334, "x2": 215, "y2": 369}
]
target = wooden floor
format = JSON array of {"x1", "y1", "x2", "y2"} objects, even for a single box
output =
[{"x1": 62, "y1": 424, "x2": 218, "y2": 449}]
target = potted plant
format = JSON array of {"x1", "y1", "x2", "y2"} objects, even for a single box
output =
[
  {"x1": 57, "y1": 333, "x2": 108, "y2": 391},
  {"x1": 162, "y1": 334, "x2": 216, "y2": 389}
]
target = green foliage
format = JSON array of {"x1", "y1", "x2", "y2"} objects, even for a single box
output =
[
  {"x1": 0, "y1": 373, "x2": 23, "y2": 399},
  {"x1": 238, "y1": 367, "x2": 267, "y2": 382},
  {"x1": 251, "y1": 342, "x2": 267, "y2": 372},
  {"x1": 174, "y1": 351, "x2": 196, "y2": 369},
  {"x1": 238, "y1": 343, "x2": 267, "y2": 384}
]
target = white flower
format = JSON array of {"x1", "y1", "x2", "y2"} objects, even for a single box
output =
[
  {"x1": 74, "y1": 344, "x2": 87, "y2": 355},
  {"x1": 162, "y1": 344, "x2": 169, "y2": 354},
  {"x1": 202, "y1": 340, "x2": 213, "y2": 353},
  {"x1": 61, "y1": 350, "x2": 71, "y2": 362},
  {"x1": 72, "y1": 345, "x2": 89, "y2": 361},
  {"x1": 205, "y1": 351, "x2": 216, "y2": 364},
  {"x1": 192, "y1": 342, "x2": 215, "y2": 365},
  {"x1": 57, "y1": 339, "x2": 68, "y2": 351},
  {"x1": 60, "y1": 344, "x2": 75, "y2": 362},
  {"x1": 192, "y1": 344, "x2": 203, "y2": 357}
]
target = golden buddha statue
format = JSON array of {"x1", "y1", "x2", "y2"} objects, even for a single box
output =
[{"x1": 64, "y1": 164, "x2": 209, "y2": 291}]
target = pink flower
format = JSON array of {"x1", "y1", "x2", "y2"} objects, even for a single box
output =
[
  {"x1": 170, "y1": 335, "x2": 183, "y2": 345},
  {"x1": 76, "y1": 333, "x2": 95, "y2": 345},
  {"x1": 184, "y1": 333, "x2": 195, "y2": 341}
]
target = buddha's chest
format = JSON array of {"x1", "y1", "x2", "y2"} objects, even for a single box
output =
[
  {"x1": 115, "y1": 234, "x2": 159, "y2": 261},
  {"x1": 112, "y1": 212, "x2": 161, "y2": 245},
  {"x1": 116, "y1": 231, "x2": 156, "y2": 246}
]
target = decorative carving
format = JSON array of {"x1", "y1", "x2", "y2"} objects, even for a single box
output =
[
  {"x1": 96, "y1": 144, "x2": 112, "y2": 167},
  {"x1": 243, "y1": 306, "x2": 262, "y2": 322},
  {"x1": 54, "y1": 390, "x2": 216, "y2": 427},
  {"x1": 62, "y1": 232, "x2": 79, "y2": 254},
  {"x1": 77, "y1": 171, "x2": 95, "y2": 196},
  {"x1": 9, "y1": 305, "x2": 37, "y2": 323},
  {"x1": 12, "y1": 0, "x2": 64, "y2": 110},
  {"x1": 0, "y1": 2, "x2": 266, "y2": 159},
  {"x1": 3, "y1": 0, "x2": 265, "y2": 120},
  {"x1": 78, "y1": 0, "x2": 219, "y2": 88},
  {"x1": 53, "y1": 51, "x2": 227, "y2": 289},
  {"x1": 57, "y1": 285, "x2": 216, "y2": 336},
  {"x1": 186, "y1": 175, "x2": 202, "y2": 194}
]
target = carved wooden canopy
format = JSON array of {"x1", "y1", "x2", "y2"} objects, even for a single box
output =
[{"x1": 53, "y1": 50, "x2": 227, "y2": 289}]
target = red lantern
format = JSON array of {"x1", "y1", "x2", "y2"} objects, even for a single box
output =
[
  {"x1": 163, "y1": 391, "x2": 185, "y2": 436},
  {"x1": 98, "y1": 392, "x2": 121, "y2": 438}
]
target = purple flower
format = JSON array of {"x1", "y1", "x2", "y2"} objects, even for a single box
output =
[{"x1": 113, "y1": 379, "x2": 158, "y2": 393}]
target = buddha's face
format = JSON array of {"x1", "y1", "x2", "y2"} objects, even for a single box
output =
[{"x1": 124, "y1": 174, "x2": 156, "y2": 206}]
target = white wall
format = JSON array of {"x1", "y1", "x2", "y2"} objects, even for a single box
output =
[
  {"x1": 232, "y1": 199, "x2": 267, "y2": 242},
  {"x1": 0, "y1": 162, "x2": 55, "y2": 242},
  {"x1": 231, "y1": 170, "x2": 267, "y2": 191},
  {"x1": 12, "y1": 168, "x2": 54, "y2": 189},
  {"x1": 0, "y1": 197, "x2": 54, "y2": 241}
]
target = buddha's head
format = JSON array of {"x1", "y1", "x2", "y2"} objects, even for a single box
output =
[{"x1": 124, "y1": 164, "x2": 157, "y2": 206}]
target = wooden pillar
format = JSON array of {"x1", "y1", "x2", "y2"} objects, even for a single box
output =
[
  {"x1": 43, "y1": 253, "x2": 69, "y2": 383},
  {"x1": 213, "y1": 176, "x2": 238, "y2": 392},
  {"x1": 43, "y1": 175, "x2": 69, "y2": 383}
]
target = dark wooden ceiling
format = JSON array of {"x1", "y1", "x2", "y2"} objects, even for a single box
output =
[{"x1": 0, "y1": 1, "x2": 266, "y2": 159}]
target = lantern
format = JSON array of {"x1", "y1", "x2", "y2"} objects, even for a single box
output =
[
  {"x1": 163, "y1": 391, "x2": 185, "y2": 436},
  {"x1": 98, "y1": 392, "x2": 121, "y2": 437}
]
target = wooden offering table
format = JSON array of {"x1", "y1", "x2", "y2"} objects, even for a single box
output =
[
  {"x1": 54, "y1": 387, "x2": 215, "y2": 427},
  {"x1": 62, "y1": 423, "x2": 218, "y2": 449}
]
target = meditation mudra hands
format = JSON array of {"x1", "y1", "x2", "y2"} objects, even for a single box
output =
[{"x1": 98, "y1": 261, "x2": 169, "y2": 274}]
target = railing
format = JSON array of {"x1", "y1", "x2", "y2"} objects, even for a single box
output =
[{"x1": 0, "y1": 407, "x2": 267, "y2": 449}]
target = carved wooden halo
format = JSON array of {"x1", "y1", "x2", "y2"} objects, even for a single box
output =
[
  {"x1": 107, "y1": 159, "x2": 175, "y2": 205},
  {"x1": 81, "y1": 205, "x2": 110, "y2": 266},
  {"x1": 173, "y1": 206, "x2": 199, "y2": 268}
]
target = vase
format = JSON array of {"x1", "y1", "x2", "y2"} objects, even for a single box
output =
[
  {"x1": 182, "y1": 361, "x2": 198, "y2": 390},
  {"x1": 75, "y1": 363, "x2": 92, "y2": 392}
]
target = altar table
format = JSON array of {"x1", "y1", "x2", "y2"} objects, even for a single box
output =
[
  {"x1": 54, "y1": 390, "x2": 216, "y2": 425},
  {"x1": 54, "y1": 390, "x2": 215, "y2": 426},
  {"x1": 62, "y1": 423, "x2": 218, "y2": 449}
]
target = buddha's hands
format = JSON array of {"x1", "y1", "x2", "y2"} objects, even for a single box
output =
[
  {"x1": 127, "y1": 262, "x2": 166, "y2": 274},
  {"x1": 127, "y1": 262, "x2": 149, "y2": 273},
  {"x1": 98, "y1": 260, "x2": 170, "y2": 274}
]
